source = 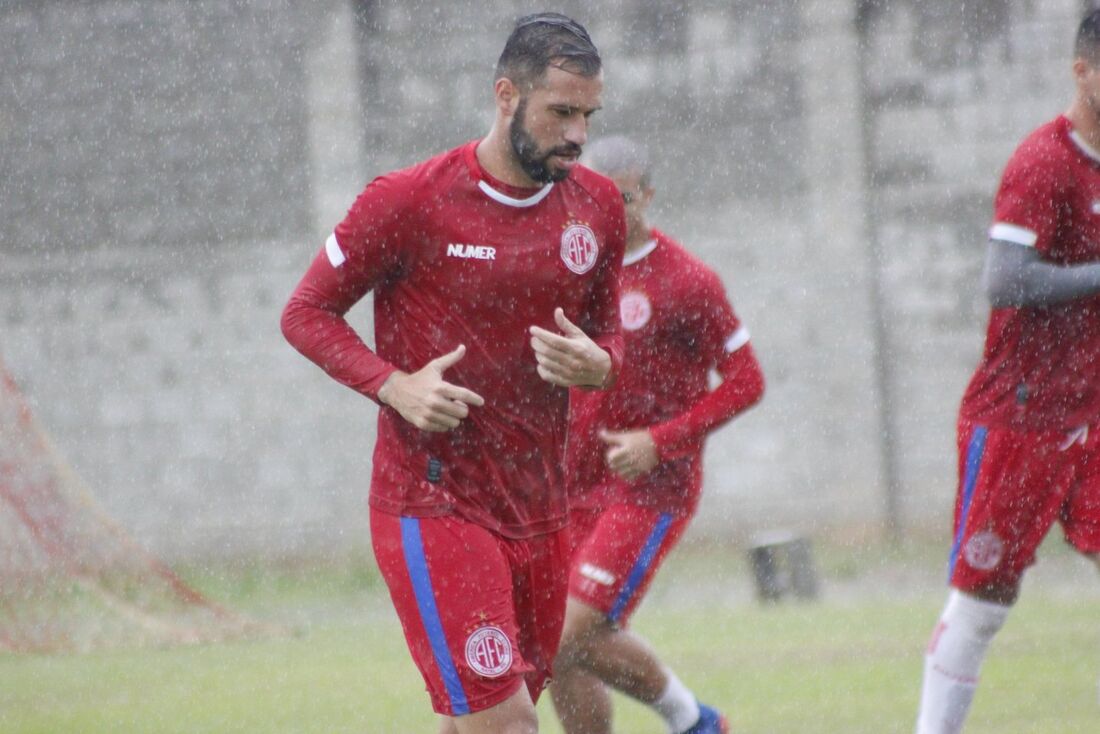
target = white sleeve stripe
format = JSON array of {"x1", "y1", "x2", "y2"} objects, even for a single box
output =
[
  {"x1": 988, "y1": 222, "x2": 1037, "y2": 247},
  {"x1": 325, "y1": 233, "x2": 347, "y2": 267},
  {"x1": 724, "y1": 325, "x2": 750, "y2": 353}
]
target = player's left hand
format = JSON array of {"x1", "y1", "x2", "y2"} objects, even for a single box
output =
[
  {"x1": 599, "y1": 428, "x2": 659, "y2": 481},
  {"x1": 529, "y1": 307, "x2": 612, "y2": 388}
]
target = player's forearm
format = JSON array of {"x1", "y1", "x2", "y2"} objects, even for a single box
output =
[
  {"x1": 281, "y1": 291, "x2": 396, "y2": 401},
  {"x1": 984, "y1": 238, "x2": 1100, "y2": 307},
  {"x1": 648, "y1": 346, "x2": 764, "y2": 457}
]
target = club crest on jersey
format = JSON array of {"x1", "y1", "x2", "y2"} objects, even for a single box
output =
[
  {"x1": 465, "y1": 626, "x2": 513, "y2": 678},
  {"x1": 560, "y1": 223, "x2": 599, "y2": 274},
  {"x1": 620, "y1": 292, "x2": 652, "y2": 331},
  {"x1": 963, "y1": 530, "x2": 1004, "y2": 571}
]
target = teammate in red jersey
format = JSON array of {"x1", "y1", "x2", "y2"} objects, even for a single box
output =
[
  {"x1": 549, "y1": 136, "x2": 764, "y2": 734},
  {"x1": 916, "y1": 11, "x2": 1100, "y2": 734},
  {"x1": 281, "y1": 14, "x2": 625, "y2": 734}
]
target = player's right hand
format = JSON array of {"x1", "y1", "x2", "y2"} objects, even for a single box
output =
[{"x1": 376, "y1": 345, "x2": 485, "y2": 432}]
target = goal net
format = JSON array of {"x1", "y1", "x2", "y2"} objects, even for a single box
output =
[{"x1": 0, "y1": 359, "x2": 269, "y2": 652}]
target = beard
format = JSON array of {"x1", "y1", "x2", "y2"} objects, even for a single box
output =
[{"x1": 509, "y1": 97, "x2": 581, "y2": 184}]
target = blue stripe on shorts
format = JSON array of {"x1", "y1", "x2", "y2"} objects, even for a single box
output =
[
  {"x1": 400, "y1": 517, "x2": 469, "y2": 715},
  {"x1": 608, "y1": 512, "x2": 674, "y2": 623},
  {"x1": 947, "y1": 425, "x2": 988, "y2": 581}
]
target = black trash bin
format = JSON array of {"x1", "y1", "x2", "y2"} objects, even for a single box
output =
[{"x1": 747, "y1": 530, "x2": 819, "y2": 603}]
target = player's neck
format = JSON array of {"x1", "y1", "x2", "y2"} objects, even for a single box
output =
[
  {"x1": 1066, "y1": 99, "x2": 1100, "y2": 152},
  {"x1": 625, "y1": 225, "x2": 651, "y2": 254},
  {"x1": 476, "y1": 127, "x2": 544, "y2": 189}
]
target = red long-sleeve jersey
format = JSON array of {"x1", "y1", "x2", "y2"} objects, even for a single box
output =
[
  {"x1": 567, "y1": 229, "x2": 763, "y2": 516},
  {"x1": 282, "y1": 141, "x2": 625, "y2": 538},
  {"x1": 963, "y1": 115, "x2": 1100, "y2": 431}
]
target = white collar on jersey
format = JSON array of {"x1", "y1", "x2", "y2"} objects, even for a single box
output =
[
  {"x1": 622, "y1": 238, "x2": 658, "y2": 266},
  {"x1": 477, "y1": 179, "x2": 554, "y2": 208},
  {"x1": 1069, "y1": 129, "x2": 1100, "y2": 164}
]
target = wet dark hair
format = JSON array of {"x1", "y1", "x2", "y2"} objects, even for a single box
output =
[
  {"x1": 1075, "y1": 9, "x2": 1100, "y2": 64},
  {"x1": 495, "y1": 12, "x2": 601, "y2": 90}
]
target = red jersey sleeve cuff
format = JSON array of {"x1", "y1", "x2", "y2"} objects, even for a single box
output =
[
  {"x1": 595, "y1": 334, "x2": 624, "y2": 389},
  {"x1": 648, "y1": 421, "x2": 696, "y2": 460},
  {"x1": 358, "y1": 362, "x2": 400, "y2": 402}
]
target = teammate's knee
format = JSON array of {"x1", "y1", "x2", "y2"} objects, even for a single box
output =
[
  {"x1": 558, "y1": 599, "x2": 612, "y2": 662},
  {"x1": 556, "y1": 623, "x2": 604, "y2": 672},
  {"x1": 959, "y1": 581, "x2": 1019, "y2": 607}
]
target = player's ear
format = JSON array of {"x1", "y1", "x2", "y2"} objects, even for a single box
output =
[
  {"x1": 494, "y1": 77, "x2": 520, "y2": 118},
  {"x1": 1072, "y1": 56, "x2": 1099, "y2": 86}
]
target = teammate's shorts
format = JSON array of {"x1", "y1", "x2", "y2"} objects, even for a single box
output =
[
  {"x1": 567, "y1": 503, "x2": 691, "y2": 625},
  {"x1": 370, "y1": 508, "x2": 570, "y2": 717},
  {"x1": 949, "y1": 417, "x2": 1100, "y2": 592}
]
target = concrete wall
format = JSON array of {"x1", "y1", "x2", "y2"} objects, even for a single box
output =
[{"x1": 1, "y1": 0, "x2": 1090, "y2": 559}]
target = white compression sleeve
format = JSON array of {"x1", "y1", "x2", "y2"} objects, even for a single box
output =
[
  {"x1": 652, "y1": 669, "x2": 701, "y2": 734},
  {"x1": 915, "y1": 590, "x2": 1010, "y2": 734}
]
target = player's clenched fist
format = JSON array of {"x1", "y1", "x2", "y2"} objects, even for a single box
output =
[
  {"x1": 599, "y1": 428, "x2": 660, "y2": 481},
  {"x1": 376, "y1": 345, "x2": 485, "y2": 432},
  {"x1": 529, "y1": 307, "x2": 612, "y2": 388}
]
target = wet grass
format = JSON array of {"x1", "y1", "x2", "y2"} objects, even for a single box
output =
[{"x1": 0, "y1": 538, "x2": 1096, "y2": 733}]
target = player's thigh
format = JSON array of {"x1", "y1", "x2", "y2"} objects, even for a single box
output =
[
  {"x1": 509, "y1": 525, "x2": 571, "y2": 702},
  {"x1": 949, "y1": 420, "x2": 1074, "y2": 593},
  {"x1": 566, "y1": 506, "x2": 602, "y2": 561},
  {"x1": 1061, "y1": 444, "x2": 1100, "y2": 556},
  {"x1": 451, "y1": 684, "x2": 538, "y2": 734},
  {"x1": 567, "y1": 503, "x2": 690, "y2": 625},
  {"x1": 369, "y1": 509, "x2": 530, "y2": 717}
]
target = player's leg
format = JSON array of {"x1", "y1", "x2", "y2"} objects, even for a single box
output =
[
  {"x1": 453, "y1": 522, "x2": 570, "y2": 734},
  {"x1": 551, "y1": 598, "x2": 652, "y2": 734},
  {"x1": 451, "y1": 685, "x2": 538, "y2": 734},
  {"x1": 550, "y1": 658, "x2": 613, "y2": 734},
  {"x1": 369, "y1": 509, "x2": 541, "y2": 731},
  {"x1": 550, "y1": 507, "x2": 616, "y2": 733},
  {"x1": 431, "y1": 687, "x2": 539, "y2": 734},
  {"x1": 552, "y1": 504, "x2": 725, "y2": 734},
  {"x1": 917, "y1": 589, "x2": 1011, "y2": 734},
  {"x1": 1062, "y1": 437, "x2": 1100, "y2": 568},
  {"x1": 554, "y1": 597, "x2": 708, "y2": 733},
  {"x1": 917, "y1": 420, "x2": 1072, "y2": 734}
]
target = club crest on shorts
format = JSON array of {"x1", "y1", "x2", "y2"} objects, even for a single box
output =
[
  {"x1": 465, "y1": 625, "x2": 513, "y2": 678},
  {"x1": 620, "y1": 291, "x2": 652, "y2": 331},
  {"x1": 561, "y1": 223, "x2": 599, "y2": 274},
  {"x1": 964, "y1": 530, "x2": 1004, "y2": 571}
]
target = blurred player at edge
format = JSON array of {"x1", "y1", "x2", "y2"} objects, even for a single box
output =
[
  {"x1": 281, "y1": 14, "x2": 626, "y2": 734},
  {"x1": 550, "y1": 136, "x2": 764, "y2": 734},
  {"x1": 915, "y1": 10, "x2": 1100, "y2": 734}
]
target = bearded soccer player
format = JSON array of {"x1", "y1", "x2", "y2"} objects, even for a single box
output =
[
  {"x1": 281, "y1": 14, "x2": 626, "y2": 734},
  {"x1": 915, "y1": 11, "x2": 1100, "y2": 734},
  {"x1": 549, "y1": 136, "x2": 764, "y2": 734}
]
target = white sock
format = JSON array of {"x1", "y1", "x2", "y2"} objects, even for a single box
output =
[
  {"x1": 916, "y1": 590, "x2": 1010, "y2": 734},
  {"x1": 651, "y1": 669, "x2": 701, "y2": 734}
]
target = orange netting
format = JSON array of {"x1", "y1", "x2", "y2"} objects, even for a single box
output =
[{"x1": 0, "y1": 358, "x2": 272, "y2": 652}]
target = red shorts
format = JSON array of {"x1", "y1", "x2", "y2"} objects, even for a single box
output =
[
  {"x1": 949, "y1": 418, "x2": 1100, "y2": 592},
  {"x1": 370, "y1": 508, "x2": 570, "y2": 716},
  {"x1": 567, "y1": 504, "x2": 691, "y2": 624}
]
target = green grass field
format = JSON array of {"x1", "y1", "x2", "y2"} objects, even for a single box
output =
[{"x1": 1, "y1": 537, "x2": 1096, "y2": 733}]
